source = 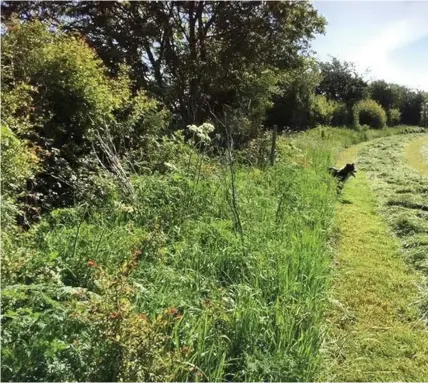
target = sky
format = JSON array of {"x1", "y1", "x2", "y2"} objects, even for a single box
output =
[{"x1": 311, "y1": 1, "x2": 428, "y2": 91}]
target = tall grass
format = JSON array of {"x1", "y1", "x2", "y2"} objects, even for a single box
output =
[{"x1": 1, "y1": 126, "x2": 419, "y2": 381}]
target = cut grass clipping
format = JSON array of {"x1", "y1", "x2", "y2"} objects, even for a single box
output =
[
  {"x1": 359, "y1": 134, "x2": 428, "y2": 316},
  {"x1": 322, "y1": 135, "x2": 428, "y2": 381}
]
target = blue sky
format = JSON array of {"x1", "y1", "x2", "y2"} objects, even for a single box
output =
[{"x1": 311, "y1": 1, "x2": 428, "y2": 91}]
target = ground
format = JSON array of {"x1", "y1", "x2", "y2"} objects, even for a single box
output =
[{"x1": 322, "y1": 134, "x2": 428, "y2": 381}]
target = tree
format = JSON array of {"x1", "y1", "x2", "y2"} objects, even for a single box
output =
[
  {"x1": 401, "y1": 90, "x2": 426, "y2": 126},
  {"x1": 2, "y1": 1, "x2": 326, "y2": 127},
  {"x1": 266, "y1": 59, "x2": 322, "y2": 130},
  {"x1": 369, "y1": 80, "x2": 396, "y2": 110},
  {"x1": 316, "y1": 57, "x2": 368, "y2": 107},
  {"x1": 421, "y1": 99, "x2": 428, "y2": 128},
  {"x1": 369, "y1": 82, "x2": 427, "y2": 126}
]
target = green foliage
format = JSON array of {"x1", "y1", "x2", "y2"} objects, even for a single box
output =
[
  {"x1": 369, "y1": 83, "x2": 428, "y2": 127},
  {"x1": 1, "y1": 4, "x2": 426, "y2": 382},
  {"x1": 421, "y1": 101, "x2": 428, "y2": 128},
  {"x1": 311, "y1": 95, "x2": 337, "y2": 126},
  {"x1": 317, "y1": 58, "x2": 368, "y2": 107},
  {"x1": 2, "y1": 20, "x2": 114, "y2": 137},
  {"x1": 369, "y1": 80, "x2": 399, "y2": 111},
  {"x1": 1, "y1": 21, "x2": 171, "y2": 211},
  {"x1": 387, "y1": 108, "x2": 401, "y2": 126},
  {"x1": 369, "y1": 82, "x2": 427, "y2": 127},
  {"x1": 236, "y1": 132, "x2": 272, "y2": 167},
  {"x1": 1, "y1": 125, "x2": 38, "y2": 197},
  {"x1": 1, "y1": 82, "x2": 39, "y2": 135},
  {"x1": 231, "y1": 69, "x2": 282, "y2": 140},
  {"x1": 111, "y1": 66, "x2": 171, "y2": 151},
  {"x1": 402, "y1": 91, "x2": 427, "y2": 127},
  {"x1": 382, "y1": 85, "x2": 427, "y2": 126},
  {"x1": 211, "y1": 69, "x2": 282, "y2": 145},
  {"x1": 268, "y1": 57, "x2": 370, "y2": 130},
  {"x1": 1, "y1": 1, "x2": 326, "y2": 127},
  {"x1": 3, "y1": 125, "x2": 414, "y2": 381},
  {"x1": 331, "y1": 102, "x2": 350, "y2": 126},
  {"x1": 0, "y1": 125, "x2": 39, "y2": 232},
  {"x1": 1, "y1": 273, "x2": 181, "y2": 381},
  {"x1": 267, "y1": 59, "x2": 322, "y2": 130},
  {"x1": 353, "y1": 99, "x2": 387, "y2": 130}
]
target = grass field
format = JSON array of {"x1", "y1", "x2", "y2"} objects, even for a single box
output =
[
  {"x1": 321, "y1": 137, "x2": 428, "y2": 381},
  {"x1": 2, "y1": 126, "x2": 426, "y2": 381},
  {"x1": 404, "y1": 135, "x2": 428, "y2": 175},
  {"x1": 360, "y1": 134, "x2": 428, "y2": 317},
  {"x1": 421, "y1": 142, "x2": 428, "y2": 165}
]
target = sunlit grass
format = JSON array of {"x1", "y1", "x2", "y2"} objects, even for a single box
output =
[
  {"x1": 322, "y1": 133, "x2": 428, "y2": 381},
  {"x1": 404, "y1": 135, "x2": 428, "y2": 175},
  {"x1": 2, "y1": 126, "x2": 423, "y2": 381},
  {"x1": 358, "y1": 133, "x2": 428, "y2": 315}
]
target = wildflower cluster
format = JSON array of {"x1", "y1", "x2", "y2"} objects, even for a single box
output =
[{"x1": 187, "y1": 123, "x2": 215, "y2": 143}]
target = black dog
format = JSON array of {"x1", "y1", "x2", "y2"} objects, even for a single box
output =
[{"x1": 328, "y1": 163, "x2": 356, "y2": 191}]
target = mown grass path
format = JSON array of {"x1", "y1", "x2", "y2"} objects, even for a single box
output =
[
  {"x1": 404, "y1": 135, "x2": 428, "y2": 175},
  {"x1": 321, "y1": 137, "x2": 428, "y2": 381}
]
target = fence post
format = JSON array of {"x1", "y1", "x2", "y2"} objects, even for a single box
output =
[{"x1": 270, "y1": 124, "x2": 278, "y2": 166}]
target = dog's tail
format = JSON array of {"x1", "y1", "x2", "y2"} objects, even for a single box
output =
[{"x1": 328, "y1": 166, "x2": 338, "y2": 175}]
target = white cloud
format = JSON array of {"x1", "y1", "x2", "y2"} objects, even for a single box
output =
[
  {"x1": 346, "y1": 18, "x2": 428, "y2": 90},
  {"x1": 312, "y1": 1, "x2": 428, "y2": 91}
]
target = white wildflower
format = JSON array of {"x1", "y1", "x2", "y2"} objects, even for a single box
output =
[{"x1": 186, "y1": 122, "x2": 215, "y2": 143}]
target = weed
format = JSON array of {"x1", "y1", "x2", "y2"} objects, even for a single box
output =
[{"x1": 1, "y1": 126, "x2": 418, "y2": 381}]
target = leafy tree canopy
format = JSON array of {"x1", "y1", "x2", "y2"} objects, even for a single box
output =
[
  {"x1": 2, "y1": 0, "x2": 326, "y2": 125},
  {"x1": 316, "y1": 57, "x2": 368, "y2": 107}
]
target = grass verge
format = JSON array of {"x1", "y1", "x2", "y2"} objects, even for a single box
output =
[{"x1": 1, "y1": 126, "x2": 423, "y2": 381}]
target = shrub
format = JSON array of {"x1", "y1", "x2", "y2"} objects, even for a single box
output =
[
  {"x1": 267, "y1": 59, "x2": 321, "y2": 131},
  {"x1": 1, "y1": 260, "x2": 182, "y2": 382},
  {"x1": 237, "y1": 132, "x2": 272, "y2": 167},
  {"x1": 1, "y1": 21, "x2": 171, "y2": 211},
  {"x1": 331, "y1": 102, "x2": 350, "y2": 126},
  {"x1": 311, "y1": 95, "x2": 336, "y2": 126},
  {"x1": 387, "y1": 108, "x2": 401, "y2": 126},
  {"x1": 1, "y1": 125, "x2": 39, "y2": 230},
  {"x1": 0, "y1": 125, "x2": 38, "y2": 198},
  {"x1": 353, "y1": 99, "x2": 387, "y2": 129},
  {"x1": 234, "y1": 69, "x2": 281, "y2": 140}
]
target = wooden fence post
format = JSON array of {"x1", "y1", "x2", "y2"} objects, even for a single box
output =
[{"x1": 270, "y1": 124, "x2": 278, "y2": 166}]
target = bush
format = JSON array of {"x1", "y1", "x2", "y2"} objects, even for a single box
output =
[
  {"x1": 387, "y1": 108, "x2": 401, "y2": 126},
  {"x1": 311, "y1": 95, "x2": 336, "y2": 126},
  {"x1": 353, "y1": 99, "x2": 387, "y2": 129},
  {"x1": 234, "y1": 69, "x2": 281, "y2": 141},
  {"x1": 1, "y1": 125, "x2": 40, "y2": 229},
  {"x1": 331, "y1": 102, "x2": 350, "y2": 126},
  {"x1": 0, "y1": 125, "x2": 38, "y2": 198},
  {"x1": 1, "y1": 21, "x2": 171, "y2": 212},
  {"x1": 1, "y1": 263, "x2": 182, "y2": 381},
  {"x1": 237, "y1": 132, "x2": 272, "y2": 167}
]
